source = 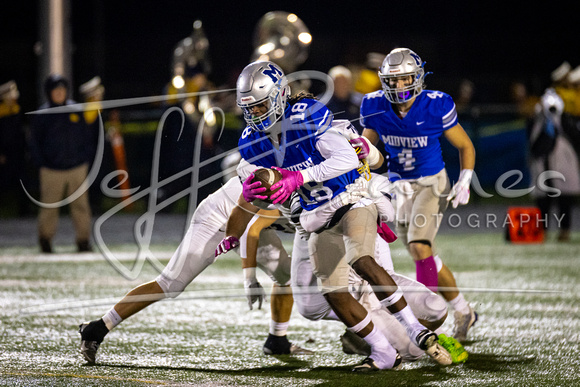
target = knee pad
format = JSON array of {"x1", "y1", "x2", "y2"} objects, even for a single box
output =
[
  {"x1": 294, "y1": 291, "x2": 332, "y2": 321},
  {"x1": 154, "y1": 275, "x2": 187, "y2": 299},
  {"x1": 419, "y1": 292, "x2": 448, "y2": 322}
]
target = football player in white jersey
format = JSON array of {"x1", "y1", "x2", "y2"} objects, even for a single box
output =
[
  {"x1": 228, "y1": 190, "x2": 467, "y2": 363},
  {"x1": 78, "y1": 177, "x2": 312, "y2": 364},
  {"x1": 359, "y1": 48, "x2": 478, "y2": 342},
  {"x1": 218, "y1": 61, "x2": 454, "y2": 371}
]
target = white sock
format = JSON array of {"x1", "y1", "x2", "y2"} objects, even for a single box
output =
[
  {"x1": 362, "y1": 326, "x2": 398, "y2": 369},
  {"x1": 392, "y1": 305, "x2": 425, "y2": 343},
  {"x1": 269, "y1": 320, "x2": 289, "y2": 336},
  {"x1": 449, "y1": 293, "x2": 470, "y2": 315},
  {"x1": 102, "y1": 308, "x2": 123, "y2": 331}
]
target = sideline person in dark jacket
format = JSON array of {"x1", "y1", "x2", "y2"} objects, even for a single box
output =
[{"x1": 29, "y1": 74, "x2": 94, "y2": 253}]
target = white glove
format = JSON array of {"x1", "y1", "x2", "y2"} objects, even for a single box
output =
[
  {"x1": 368, "y1": 174, "x2": 395, "y2": 223},
  {"x1": 448, "y1": 169, "x2": 473, "y2": 208},
  {"x1": 243, "y1": 267, "x2": 265, "y2": 310}
]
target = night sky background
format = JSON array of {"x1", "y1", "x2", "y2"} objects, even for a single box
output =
[{"x1": 2, "y1": 1, "x2": 579, "y2": 113}]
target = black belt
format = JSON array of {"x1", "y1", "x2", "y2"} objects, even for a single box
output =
[{"x1": 314, "y1": 203, "x2": 354, "y2": 234}]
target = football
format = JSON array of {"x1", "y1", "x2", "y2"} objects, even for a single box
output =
[{"x1": 251, "y1": 168, "x2": 282, "y2": 199}]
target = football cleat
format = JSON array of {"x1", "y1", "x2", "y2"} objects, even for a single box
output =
[
  {"x1": 287, "y1": 343, "x2": 315, "y2": 355},
  {"x1": 452, "y1": 306, "x2": 478, "y2": 342},
  {"x1": 262, "y1": 334, "x2": 314, "y2": 355},
  {"x1": 415, "y1": 329, "x2": 452, "y2": 365},
  {"x1": 340, "y1": 329, "x2": 371, "y2": 356},
  {"x1": 352, "y1": 353, "x2": 402, "y2": 372},
  {"x1": 78, "y1": 319, "x2": 108, "y2": 364},
  {"x1": 438, "y1": 334, "x2": 468, "y2": 363}
]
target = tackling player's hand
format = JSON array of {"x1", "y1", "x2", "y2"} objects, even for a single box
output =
[
  {"x1": 269, "y1": 167, "x2": 304, "y2": 204},
  {"x1": 350, "y1": 137, "x2": 370, "y2": 160},
  {"x1": 448, "y1": 169, "x2": 473, "y2": 209},
  {"x1": 243, "y1": 267, "x2": 265, "y2": 310},
  {"x1": 215, "y1": 236, "x2": 240, "y2": 257}
]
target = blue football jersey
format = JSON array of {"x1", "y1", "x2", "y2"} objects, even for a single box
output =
[
  {"x1": 360, "y1": 89, "x2": 458, "y2": 181},
  {"x1": 238, "y1": 98, "x2": 360, "y2": 211}
]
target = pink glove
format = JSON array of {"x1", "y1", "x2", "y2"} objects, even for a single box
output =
[
  {"x1": 242, "y1": 173, "x2": 267, "y2": 203},
  {"x1": 270, "y1": 167, "x2": 304, "y2": 204},
  {"x1": 215, "y1": 236, "x2": 240, "y2": 257},
  {"x1": 350, "y1": 137, "x2": 370, "y2": 160},
  {"x1": 377, "y1": 222, "x2": 398, "y2": 243}
]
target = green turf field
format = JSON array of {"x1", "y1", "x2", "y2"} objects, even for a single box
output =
[{"x1": 1, "y1": 232, "x2": 579, "y2": 386}]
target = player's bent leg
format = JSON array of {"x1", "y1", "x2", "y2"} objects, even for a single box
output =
[
  {"x1": 291, "y1": 252, "x2": 335, "y2": 321},
  {"x1": 79, "y1": 280, "x2": 167, "y2": 364},
  {"x1": 409, "y1": 241, "x2": 479, "y2": 342},
  {"x1": 79, "y1": 221, "x2": 221, "y2": 364},
  {"x1": 324, "y1": 290, "x2": 401, "y2": 371},
  {"x1": 263, "y1": 284, "x2": 314, "y2": 355},
  {"x1": 352, "y1": 257, "x2": 451, "y2": 365},
  {"x1": 389, "y1": 273, "x2": 448, "y2": 331},
  {"x1": 452, "y1": 304, "x2": 478, "y2": 342},
  {"x1": 432, "y1": 260, "x2": 478, "y2": 342},
  {"x1": 255, "y1": 231, "x2": 313, "y2": 355}
]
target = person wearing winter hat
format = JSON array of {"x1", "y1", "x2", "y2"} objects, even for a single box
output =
[{"x1": 28, "y1": 74, "x2": 94, "y2": 253}]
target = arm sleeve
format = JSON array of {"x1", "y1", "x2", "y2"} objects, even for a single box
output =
[
  {"x1": 236, "y1": 157, "x2": 259, "y2": 181},
  {"x1": 301, "y1": 129, "x2": 359, "y2": 183},
  {"x1": 441, "y1": 95, "x2": 459, "y2": 129}
]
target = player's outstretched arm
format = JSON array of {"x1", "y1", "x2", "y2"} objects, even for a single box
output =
[
  {"x1": 444, "y1": 124, "x2": 476, "y2": 208},
  {"x1": 443, "y1": 124, "x2": 475, "y2": 171},
  {"x1": 242, "y1": 209, "x2": 281, "y2": 310},
  {"x1": 215, "y1": 193, "x2": 261, "y2": 257}
]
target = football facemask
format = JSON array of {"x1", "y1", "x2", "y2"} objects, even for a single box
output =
[
  {"x1": 240, "y1": 87, "x2": 285, "y2": 132},
  {"x1": 379, "y1": 48, "x2": 425, "y2": 104},
  {"x1": 237, "y1": 61, "x2": 290, "y2": 132}
]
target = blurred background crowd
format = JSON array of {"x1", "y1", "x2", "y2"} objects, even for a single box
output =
[{"x1": 1, "y1": 2, "x2": 580, "y2": 246}]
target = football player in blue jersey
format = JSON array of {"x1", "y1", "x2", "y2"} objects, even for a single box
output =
[
  {"x1": 221, "y1": 60, "x2": 453, "y2": 370},
  {"x1": 359, "y1": 48, "x2": 478, "y2": 342}
]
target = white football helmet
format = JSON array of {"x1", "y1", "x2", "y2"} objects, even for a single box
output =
[
  {"x1": 236, "y1": 61, "x2": 290, "y2": 132},
  {"x1": 378, "y1": 48, "x2": 425, "y2": 103}
]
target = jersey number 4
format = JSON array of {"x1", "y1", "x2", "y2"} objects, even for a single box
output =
[{"x1": 398, "y1": 149, "x2": 416, "y2": 171}]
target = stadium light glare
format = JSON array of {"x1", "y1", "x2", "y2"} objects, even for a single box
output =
[
  {"x1": 172, "y1": 75, "x2": 185, "y2": 89},
  {"x1": 298, "y1": 32, "x2": 312, "y2": 44}
]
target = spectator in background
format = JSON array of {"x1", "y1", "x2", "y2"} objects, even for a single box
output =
[
  {"x1": 550, "y1": 61, "x2": 578, "y2": 116},
  {"x1": 528, "y1": 88, "x2": 580, "y2": 242},
  {"x1": 29, "y1": 74, "x2": 94, "y2": 253},
  {"x1": 562, "y1": 67, "x2": 580, "y2": 154},
  {"x1": 79, "y1": 76, "x2": 108, "y2": 214},
  {"x1": 455, "y1": 79, "x2": 475, "y2": 114},
  {"x1": 565, "y1": 65, "x2": 580, "y2": 117},
  {"x1": 354, "y1": 52, "x2": 384, "y2": 95},
  {"x1": 510, "y1": 81, "x2": 539, "y2": 121},
  {"x1": 0, "y1": 80, "x2": 27, "y2": 215},
  {"x1": 326, "y1": 65, "x2": 363, "y2": 132}
]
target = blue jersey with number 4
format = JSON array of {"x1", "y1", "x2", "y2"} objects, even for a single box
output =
[
  {"x1": 238, "y1": 98, "x2": 360, "y2": 211},
  {"x1": 360, "y1": 89, "x2": 458, "y2": 181}
]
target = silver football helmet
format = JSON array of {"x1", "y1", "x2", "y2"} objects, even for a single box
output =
[
  {"x1": 236, "y1": 61, "x2": 290, "y2": 132},
  {"x1": 378, "y1": 48, "x2": 425, "y2": 103}
]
